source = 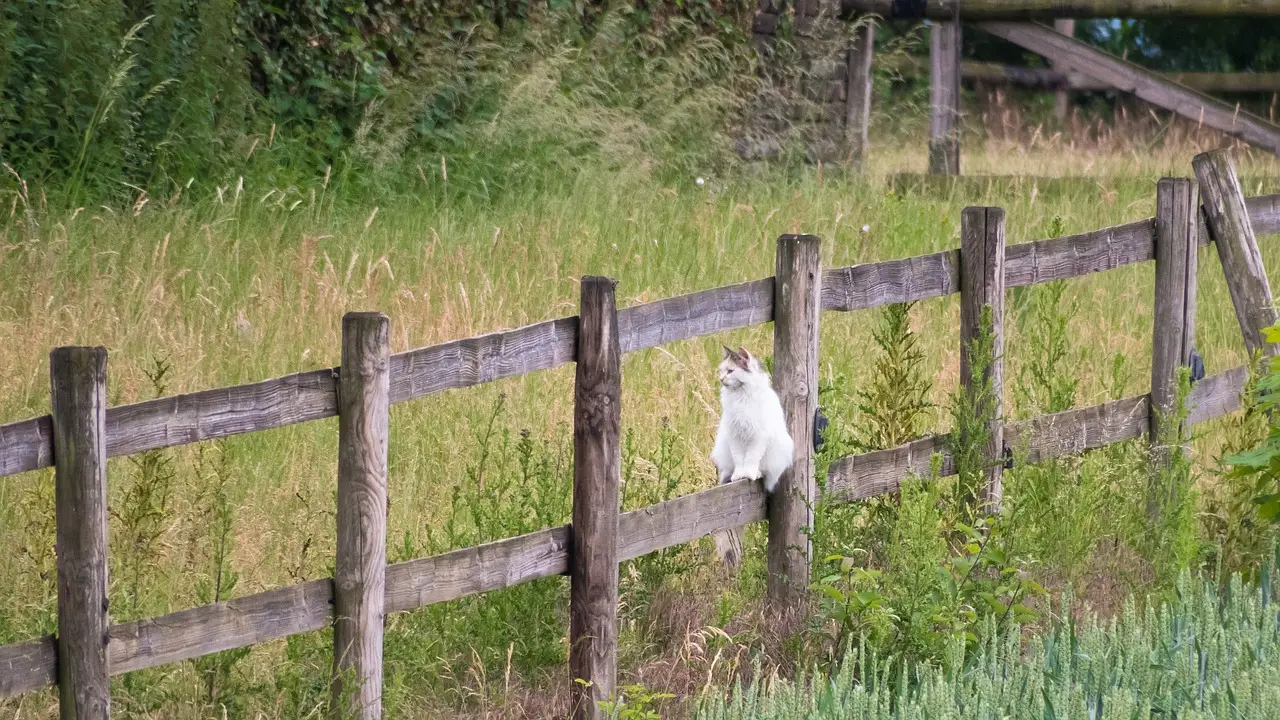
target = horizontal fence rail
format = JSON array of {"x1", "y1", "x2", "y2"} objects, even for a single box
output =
[
  {"x1": 0, "y1": 364, "x2": 1249, "y2": 698},
  {"x1": 2, "y1": 194, "x2": 1278, "y2": 480}
]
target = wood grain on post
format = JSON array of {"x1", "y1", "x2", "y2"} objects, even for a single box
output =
[
  {"x1": 1149, "y1": 180, "x2": 1198, "y2": 505},
  {"x1": 929, "y1": 20, "x2": 962, "y2": 175},
  {"x1": 980, "y1": 23, "x2": 1280, "y2": 155},
  {"x1": 959, "y1": 208, "x2": 1006, "y2": 512},
  {"x1": 51, "y1": 347, "x2": 110, "y2": 720},
  {"x1": 845, "y1": 20, "x2": 875, "y2": 169},
  {"x1": 1052, "y1": 19, "x2": 1076, "y2": 119},
  {"x1": 769, "y1": 235, "x2": 821, "y2": 606},
  {"x1": 1194, "y1": 149, "x2": 1279, "y2": 359},
  {"x1": 333, "y1": 313, "x2": 390, "y2": 719},
  {"x1": 569, "y1": 277, "x2": 622, "y2": 720}
]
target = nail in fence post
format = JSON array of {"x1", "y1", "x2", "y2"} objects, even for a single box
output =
[
  {"x1": 929, "y1": 19, "x2": 962, "y2": 176},
  {"x1": 51, "y1": 346, "x2": 111, "y2": 720},
  {"x1": 959, "y1": 208, "x2": 1006, "y2": 513},
  {"x1": 570, "y1": 277, "x2": 621, "y2": 720},
  {"x1": 769, "y1": 235, "x2": 821, "y2": 608},
  {"x1": 1149, "y1": 179, "x2": 1198, "y2": 517},
  {"x1": 333, "y1": 313, "x2": 390, "y2": 719},
  {"x1": 1194, "y1": 149, "x2": 1279, "y2": 360}
]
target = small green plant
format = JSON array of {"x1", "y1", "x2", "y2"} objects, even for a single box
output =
[
  {"x1": 854, "y1": 302, "x2": 932, "y2": 452},
  {"x1": 949, "y1": 305, "x2": 998, "y2": 521},
  {"x1": 191, "y1": 443, "x2": 250, "y2": 709},
  {"x1": 113, "y1": 356, "x2": 177, "y2": 618},
  {"x1": 600, "y1": 683, "x2": 676, "y2": 720}
]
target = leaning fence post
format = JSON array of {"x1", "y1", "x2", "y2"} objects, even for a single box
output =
[
  {"x1": 929, "y1": 18, "x2": 962, "y2": 175},
  {"x1": 570, "y1": 276, "x2": 621, "y2": 720},
  {"x1": 959, "y1": 208, "x2": 1006, "y2": 513},
  {"x1": 845, "y1": 19, "x2": 876, "y2": 170},
  {"x1": 333, "y1": 313, "x2": 390, "y2": 719},
  {"x1": 769, "y1": 235, "x2": 821, "y2": 608},
  {"x1": 1149, "y1": 179, "x2": 1199, "y2": 517},
  {"x1": 1194, "y1": 149, "x2": 1278, "y2": 360},
  {"x1": 51, "y1": 346, "x2": 111, "y2": 720}
]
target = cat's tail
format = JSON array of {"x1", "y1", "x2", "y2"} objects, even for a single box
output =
[{"x1": 713, "y1": 528, "x2": 743, "y2": 569}]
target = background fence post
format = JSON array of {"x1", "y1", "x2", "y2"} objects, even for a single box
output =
[
  {"x1": 960, "y1": 208, "x2": 1006, "y2": 512},
  {"x1": 1052, "y1": 19, "x2": 1076, "y2": 119},
  {"x1": 333, "y1": 313, "x2": 390, "y2": 719},
  {"x1": 1194, "y1": 149, "x2": 1279, "y2": 360},
  {"x1": 769, "y1": 235, "x2": 821, "y2": 608},
  {"x1": 1149, "y1": 179, "x2": 1198, "y2": 516},
  {"x1": 51, "y1": 346, "x2": 111, "y2": 720},
  {"x1": 570, "y1": 276, "x2": 621, "y2": 720},
  {"x1": 929, "y1": 19, "x2": 962, "y2": 175},
  {"x1": 845, "y1": 19, "x2": 876, "y2": 169}
]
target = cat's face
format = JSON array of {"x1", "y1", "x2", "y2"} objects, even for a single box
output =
[{"x1": 718, "y1": 346, "x2": 760, "y2": 388}]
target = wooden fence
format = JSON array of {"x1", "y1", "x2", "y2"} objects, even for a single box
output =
[
  {"x1": 2, "y1": 149, "x2": 1280, "y2": 718},
  {"x1": 797, "y1": 3, "x2": 1280, "y2": 174}
]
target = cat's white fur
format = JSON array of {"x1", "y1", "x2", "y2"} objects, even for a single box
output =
[{"x1": 711, "y1": 346, "x2": 794, "y2": 493}]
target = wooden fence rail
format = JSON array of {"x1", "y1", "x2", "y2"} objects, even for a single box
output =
[
  {"x1": 2, "y1": 159, "x2": 1280, "y2": 716},
  {"x1": 3, "y1": 195, "x2": 1279, "y2": 480}
]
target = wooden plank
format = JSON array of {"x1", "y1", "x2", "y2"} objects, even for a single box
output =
[
  {"x1": 1250, "y1": 193, "x2": 1280, "y2": 234},
  {"x1": 391, "y1": 317, "x2": 578, "y2": 402},
  {"x1": 384, "y1": 526, "x2": 571, "y2": 613},
  {"x1": 1187, "y1": 364, "x2": 1248, "y2": 426},
  {"x1": 979, "y1": 22, "x2": 1280, "y2": 155},
  {"x1": 825, "y1": 434, "x2": 953, "y2": 503},
  {"x1": 618, "y1": 278, "x2": 774, "y2": 354},
  {"x1": 884, "y1": 56, "x2": 1280, "y2": 94},
  {"x1": 839, "y1": 0, "x2": 1280, "y2": 19},
  {"x1": 51, "y1": 346, "x2": 110, "y2": 720},
  {"x1": 1196, "y1": 150, "x2": 1280, "y2": 357},
  {"x1": 108, "y1": 579, "x2": 334, "y2": 675},
  {"x1": 1006, "y1": 219, "x2": 1156, "y2": 287},
  {"x1": 960, "y1": 207, "x2": 1006, "y2": 512},
  {"x1": 821, "y1": 250, "x2": 961, "y2": 312},
  {"x1": 1006, "y1": 395, "x2": 1150, "y2": 464},
  {"x1": 845, "y1": 20, "x2": 876, "y2": 169},
  {"x1": 1149, "y1": 178, "x2": 1198, "y2": 514},
  {"x1": 618, "y1": 479, "x2": 767, "y2": 561},
  {"x1": 929, "y1": 20, "x2": 962, "y2": 175},
  {"x1": 769, "y1": 235, "x2": 821, "y2": 605},
  {"x1": 333, "y1": 313, "x2": 390, "y2": 719},
  {"x1": 570, "y1": 276, "x2": 622, "y2": 719},
  {"x1": 0, "y1": 636, "x2": 56, "y2": 697},
  {"x1": 0, "y1": 415, "x2": 52, "y2": 477}
]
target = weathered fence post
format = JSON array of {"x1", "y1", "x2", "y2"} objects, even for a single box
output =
[
  {"x1": 333, "y1": 313, "x2": 390, "y2": 719},
  {"x1": 929, "y1": 19, "x2": 962, "y2": 175},
  {"x1": 570, "y1": 276, "x2": 621, "y2": 720},
  {"x1": 51, "y1": 346, "x2": 111, "y2": 720},
  {"x1": 959, "y1": 208, "x2": 1005, "y2": 513},
  {"x1": 1052, "y1": 19, "x2": 1076, "y2": 119},
  {"x1": 769, "y1": 235, "x2": 821, "y2": 608},
  {"x1": 1149, "y1": 179, "x2": 1198, "y2": 515},
  {"x1": 845, "y1": 19, "x2": 876, "y2": 169},
  {"x1": 1194, "y1": 149, "x2": 1279, "y2": 359}
]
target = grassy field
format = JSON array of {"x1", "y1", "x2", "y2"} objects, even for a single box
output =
[{"x1": 3, "y1": 132, "x2": 1280, "y2": 717}]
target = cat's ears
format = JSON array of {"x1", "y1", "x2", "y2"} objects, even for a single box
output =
[{"x1": 722, "y1": 345, "x2": 751, "y2": 369}]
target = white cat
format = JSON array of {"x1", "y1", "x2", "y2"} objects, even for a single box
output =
[{"x1": 711, "y1": 346, "x2": 794, "y2": 494}]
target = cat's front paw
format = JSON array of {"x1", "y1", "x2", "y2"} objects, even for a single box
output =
[{"x1": 730, "y1": 467, "x2": 761, "y2": 482}]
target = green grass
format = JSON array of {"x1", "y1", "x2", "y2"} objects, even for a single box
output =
[
  {"x1": 3, "y1": 140, "x2": 1280, "y2": 716},
  {"x1": 697, "y1": 568, "x2": 1280, "y2": 720}
]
